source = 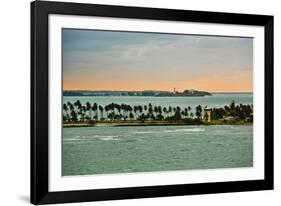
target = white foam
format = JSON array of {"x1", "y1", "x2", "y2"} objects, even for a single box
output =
[
  {"x1": 99, "y1": 136, "x2": 120, "y2": 141},
  {"x1": 63, "y1": 138, "x2": 81, "y2": 141},
  {"x1": 134, "y1": 128, "x2": 205, "y2": 135},
  {"x1": 93, "y1": 135, "x2": 119, "y2": 138},
  {"x1": 134, "y1": 131, "x2": 156, "y2": 134},
  {"x1": 174, "y1": 128, "x2": 205, "y2": 132},
  {"x1": 64, "y1": 135, "x2": 120, "y2": 142}
]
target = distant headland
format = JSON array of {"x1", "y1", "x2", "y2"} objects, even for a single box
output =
[{"x1": 63, "y1": 89, "x2": 212, "y2": 97}]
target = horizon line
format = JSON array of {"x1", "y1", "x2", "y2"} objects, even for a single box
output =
[{"x1": 63, "y1": 89, "x2": 253, "y2": 93}]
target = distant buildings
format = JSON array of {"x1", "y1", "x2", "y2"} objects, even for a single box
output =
[{"x1": 63, "y1": 89, "x2": 212, "y2": 97}]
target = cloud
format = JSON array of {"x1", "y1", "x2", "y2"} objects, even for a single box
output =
[{"x1": 63, "y1": 29, "x2": 253, "y2": 92}]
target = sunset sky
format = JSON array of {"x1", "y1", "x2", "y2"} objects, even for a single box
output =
[{"x1": 63, "y1": 29, "x2": 253, "y2": 92}]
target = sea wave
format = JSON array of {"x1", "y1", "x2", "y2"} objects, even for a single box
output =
[
  {"x1": 164, "y1": 128, "x2": 205, "y2": 133},
  {"x1": 88, "y1": 135, "x2": 119, "y2": 139},
  {"x1": 64, "y1": 135, "x2": 120, "y2": 141},
  {"x1": 134, "y1": 128, "x2": 205, "y2": 135},
  {"x1": 99, "y1": 136, "x2": 120, "y2": 141},
  {"x1": 82, "y1": 135, "x2": 120, "y2": 141}
]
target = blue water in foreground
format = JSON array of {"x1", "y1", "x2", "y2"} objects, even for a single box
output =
[
  {"x1": 63, "y1": 94, "x2": 253, "y2": 176},
  {"x1": 63, "y1": 125, "x2": 253, "y2": 176}
]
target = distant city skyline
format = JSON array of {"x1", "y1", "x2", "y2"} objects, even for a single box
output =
[{"x1": 63, "y1": 29, "x2": 253, "y2": 92}]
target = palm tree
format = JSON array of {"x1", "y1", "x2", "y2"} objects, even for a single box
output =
[
  {"x1": 74, "y1": 100, "x2": 82, "y2": 110},
  {"x1": 133, "y1": 105, "x2": 138, "y2": 116},
  {"x1": 121, "y1": 104, "x2": 127, "y2": 118},
  {"x1": 86, "y1": 102, "x2": 92, "y2": 119},
  {"x1": 116, "y1": 104, "x2": 121, "y2": 115},
  {"x1": 69, "y1": 103, "x2": 74, "y2": 112},
  {"x1": 187, "y1": 106, "x2": 191, "y2": 118},
  {"x1": 63, "y1": 103, "x2": 70, "y2": 122},
  {"x1": 181, "y1": 110, "x2": 185, "y2": 118},
  {"x1": 190, "y1": 112, "x2": 194, "y2": 119},
  {"x1": 163, "y1": 107, "x2": 167, "y2": 118},
  {"x1": 105, "y1": 105, "x2": 110, "y2": 119},
  {"x1": 127, "y1": 105, "x2": 133, "y2": 118},
  {"x1": 63, "y1": 103, "x2": 68, "y2": 115},
  {"x1": 184, "y1": 108, "x2": 188, "y2": 119},
  {"x1": 109, "y1": 102, "x2": 115, "y2": 115},
  {"x1": 173, "y1": 107, "x2": 176, "y2": 114},
  {"x1": 67, "y1": 101, "x2": 72, "y2": 108},
  {"x1": 79, "y1": 106, "x2": 86, "y2": 122},
  {"x1": 67, "y1": 102, "x2": 74, "y2": 113},
  {"x1": 224, "y1": 105, "x2": 230, "y2": 115},
  {"x1": 139, "y1": 105, "x2": 143, "y2": 117},
  {"x1": 158, "y1": 106, "x2": 162, "y2": 114},
  {"x1": 70, "y1": 110, "x2": 78, "y2": 122},
  {"x1": 148, "y1": 106, "x2": 153, "y2": 119},
  {"x1": 99, "y1": 105, "x2": 104, "y2": 120},
  {"x1": 195, "y1": 105, "x2": 202, "y2": 119},
  {"x1": 107, "y1": 111, "x2": 115, "y2": 121},
  {"x1": 92, "y1": 103, "x2": 98, "y2": 120},
  {"x1": 144, "y1": 105, "x2": 147, "y2": 112},
  {"x1": 129, "y1": 112, "x2": 134, "y2": 120},
  {"x1": 154, "y1": 106, "x2": 158, "y2": 116},
  {"x1": 230, "y1": 100, "x2": 236, "y2": 116},
  {"x1": 156, "y1": 107, "x2": 164, "y2": 120},
  {"x1": 168, "y1": 106, "x2": 172, "y2": 117}
]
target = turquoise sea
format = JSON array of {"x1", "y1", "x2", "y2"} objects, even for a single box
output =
[
  {"x1": 63, "y1": 94, "x2": 253, "y2": 176},
  {"x1": 63, "y1": 93, "x2": 252, "y2": 111}
]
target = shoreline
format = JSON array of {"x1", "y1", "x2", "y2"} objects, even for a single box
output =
[{"x1": 63, "y1": 120, "x2": 253, "y2": 128}]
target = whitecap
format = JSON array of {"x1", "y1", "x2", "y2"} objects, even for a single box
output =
[
  {"x1": 134, "y1": 131, "x2": 156, "y2": 134},
  {"x1": 94, "y1": 135, "x2": 119, "y2": 138},
  {"x1": 63, "y1": 138, "x2": 82, "y2": 141},
  {"x1": 164, "y1": 128, "x2": 205, "y2": 133},
  {"x1": 99, "y1": 136, "x2": 120, "y2": 141}
]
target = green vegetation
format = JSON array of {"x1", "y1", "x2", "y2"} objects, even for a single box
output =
[{"x1": 63, "y1": 100, "x2": 253, "y2": 127}]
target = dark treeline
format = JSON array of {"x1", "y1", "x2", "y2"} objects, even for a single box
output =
[{"x1": 63, "y1": 100, "x2": 253, "y2": 124}]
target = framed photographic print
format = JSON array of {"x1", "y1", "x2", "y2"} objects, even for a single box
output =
[{"x1": 31, "y1": 0, "x2": 274, "y2": 204}]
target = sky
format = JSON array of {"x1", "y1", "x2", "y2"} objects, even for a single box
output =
[{"x1": 63, "y1": 29, "x2": 253, "y2": 92}]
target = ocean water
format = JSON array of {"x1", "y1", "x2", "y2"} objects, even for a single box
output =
[
  {"x1": 63, "y1": 93, "x2": 253, "y2": 111},
  {"x1": 63, "y1": 125, "x2": 253, "y2": 176},
  {"x1": 63, "y1": 94, "x2": 253, "y2": 176}
]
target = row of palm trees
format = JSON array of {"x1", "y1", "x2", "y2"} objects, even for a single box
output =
[
  {"x1": 63, "y1": 100, "x2": 199, "y2": 122},
  {"x1": 63, "y1": 100, "x2": 253, "y2": 123}
]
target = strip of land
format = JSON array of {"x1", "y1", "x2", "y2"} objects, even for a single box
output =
[
  {"x1": 63, "y1": 120, "x2": 252, "y2": 128},
  {"x1": 63, "y1": 100, "x2": 253, "y2": 128}
]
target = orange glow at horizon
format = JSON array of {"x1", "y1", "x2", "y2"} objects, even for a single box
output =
[{"x1": 63, "y1": 70, "x2": 253, "y2": 93}]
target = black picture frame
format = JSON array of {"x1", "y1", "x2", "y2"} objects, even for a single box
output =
[{"x1": 31, "y1": 0, "x2": 274, "y2": 204}]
